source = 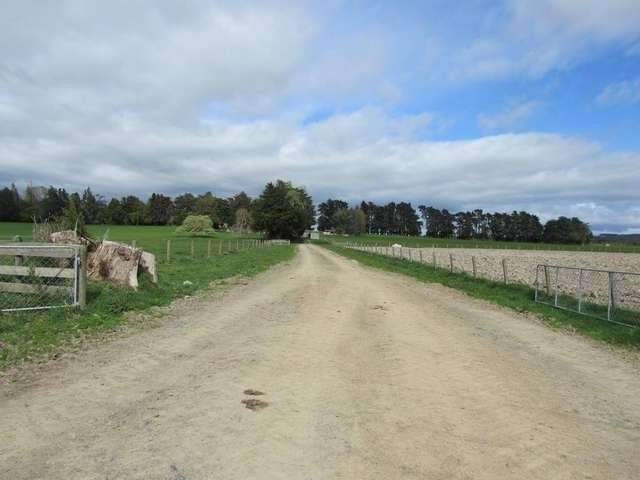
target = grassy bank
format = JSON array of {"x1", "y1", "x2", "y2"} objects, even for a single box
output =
[
  {"x1": 322, "y1": 233, "x2": 640, "y2": 254},
  {"x1": 0, "y1": 245, "x2": 296, "y2": 370},
  {"x1": 321, "y1": 243, "x2": 640, "y2": 348}
]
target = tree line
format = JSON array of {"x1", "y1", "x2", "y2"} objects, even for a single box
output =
[
  {"x1": 0, "y1": 183, "x2": 251, "y2": 228},
  {"x1": 318, "y1": 199, "x2": 593, "y2": 244},
  {"x1": 0, "y1": 181, "x2": 315, "y2": 240},
  {"x1": 0, "y1": 183, "x2": 593, "y2": 243}
]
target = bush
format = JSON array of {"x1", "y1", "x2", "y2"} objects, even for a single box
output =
[{"x1": 175, "y1": 215, "x2": 215, "y2": 236}]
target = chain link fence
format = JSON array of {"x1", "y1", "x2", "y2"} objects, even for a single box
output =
[{"x1": 0, "y1": 244, "x2": 86, "y2": 312}]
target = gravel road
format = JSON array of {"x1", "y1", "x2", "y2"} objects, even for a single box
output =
[{"x1": 1, "y1": 245, "x2": 639, "y2": 479}]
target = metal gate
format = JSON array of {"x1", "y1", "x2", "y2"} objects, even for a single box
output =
[
  {"x1": 534, "y1": 264, "x2": 640, "y2": 328},
  {"x1": 0, "y1": 244, "x2": 87, "y2": 312}
]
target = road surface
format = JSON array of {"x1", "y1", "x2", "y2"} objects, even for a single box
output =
[{"x1": 2, "y1": 245, "x2": 639, "y2": 479}]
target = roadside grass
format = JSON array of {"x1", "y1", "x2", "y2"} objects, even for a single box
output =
[
  {"x1": 0, "y1": 222, "x2": 261, "y2": 243},
  {"x1": 322, "y1": 233, "x2": 640, "y2": 254},
  {"x1": 0, "y1": 245, "x2": 296, "y2": 370},
  {"x1": 321, "y1": 243, "x2": 640, "y2": 348}
]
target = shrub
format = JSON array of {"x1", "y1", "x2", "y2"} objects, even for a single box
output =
[{"x1": 175, "y1": 215, "x2": 215, "y2": 236}]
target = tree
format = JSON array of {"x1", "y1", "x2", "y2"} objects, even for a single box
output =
[
  {"x1": 104, "y1": 198, "x2": 126, "y2": 224},
  {"x1": 174, "y1": 193, "x2": 197, "y2": 224},
  {"x1": 333, "y1": 208, "x2": 367, "y2": 235},
  {"x1": 145, "y1": 193, "x2": 174, "y2": 225},
  {"x1": 175, "y1": 215, "x2": 215, "y2": 236},
  {"x1": 0, "y1": 185, "x2": 21, "y2": 221},
  {"x1": 543, "y1": 217, "x2": 592, "y2": 244},
  {"x1": 228, "y1": 191, "x2": 251, "y2": 215},
  {"x1": 121, "y1": 195, "x2": 146, "y2": 225},
  {"x1": 317, "y1": 199, "x2": 348, "y2": 231},
  {"x1": 396, "y1": 202, "x2": 421, "y2": 235},
  {"x1": 81, "y1": 188, "x2": 106, "y2": 224},
  {"x1": 251, "y1": 180, "x2": 314, "y2": 240},
  {"x1": 193, "y1": 193, "x2": 231, "y2": 228},
  {"x1": 39, "y1": 186, "x2": 68, "y2": 220},
  {"x1": 233, "y1": 208, "x2": 252, "y2": 233}
]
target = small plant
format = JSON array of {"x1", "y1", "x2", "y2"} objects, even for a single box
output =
[{"x1": 175, "y1": 215, "x2": 215, "y2": 236}]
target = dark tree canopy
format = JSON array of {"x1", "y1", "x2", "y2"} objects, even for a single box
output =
[
  {"x1": 251, "y1": 180, "x2": 314, "y2": 240},
  {"x1": 317, "y1": 199, "x2": 348, "y2": 231},
  {"x1": 543, "y1": 216, "x2": 593, "y2": 244}
]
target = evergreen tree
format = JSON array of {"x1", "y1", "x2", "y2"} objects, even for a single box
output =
[{"x1": 251, "y1": 180, "x2": 314, "y2": 240}]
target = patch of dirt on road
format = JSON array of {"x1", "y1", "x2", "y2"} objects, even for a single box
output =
[{"x1": 241, "y1": 398, "x2": 269, "y2": 410}]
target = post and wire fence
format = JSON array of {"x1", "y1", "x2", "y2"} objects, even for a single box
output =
[
  {"x1": 343, "y1": 242, "x2": 640, "y2": 328},
  {"x1": 161, "y1": 238, "x2": 286, "y2": 264},
  {"x1": 534, "y1": 265, "x2": 640, "y2": 328}
]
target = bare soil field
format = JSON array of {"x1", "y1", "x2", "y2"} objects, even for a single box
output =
[
  {"x1": 1, "y1": 245, "x2": 639, "y2": 479},
  {"x1": 364, "y1": 246, "x2": 640, "y2": 311}
]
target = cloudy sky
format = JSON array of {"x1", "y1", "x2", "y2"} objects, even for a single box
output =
[{"x1": 1, "y1": 1, "x2": 639, "y2": 232}]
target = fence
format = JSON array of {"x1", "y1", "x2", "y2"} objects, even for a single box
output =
[
  {"x1": 162, "y1": 238, "x2": 287, "y2": 263},
  {"x1": 534, "y1": 265, "x2": 640, "y2": 328},
  {"x1": 344, "y1": 243, "x2": 640, "y2": 327},
  {"x1": 0, "y1": 244, "x2": 87, "y2": 313}
]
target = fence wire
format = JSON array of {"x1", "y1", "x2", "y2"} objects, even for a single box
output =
[
  {"x1": 0, "y1": 245, "x2": 80, "y2": 312},
  {"x1": 534, "y1": 265, "x2": 640, "y2": 328},
  {"x1": 345, "y1": 243, "x2": 640, "y2": 327}
]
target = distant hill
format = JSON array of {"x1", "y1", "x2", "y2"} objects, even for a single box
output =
[{"x1": 595, "y1": 233, "x2": 640, "y2": 245}]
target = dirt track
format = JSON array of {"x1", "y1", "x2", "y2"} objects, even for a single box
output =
[{"x1": 2, "y1": 245, "x2": 639, "y2": 479}]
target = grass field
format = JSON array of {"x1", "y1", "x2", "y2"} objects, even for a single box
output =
[
  {"x1": 320, "y1": 242, "x2": 640, "y2": 348},
  {"x1": 0, "y1": 222, "x2": 296, "y2": 370},
  {"x1": 323, "y1": 233, "x2": 640, "y2": 253}
]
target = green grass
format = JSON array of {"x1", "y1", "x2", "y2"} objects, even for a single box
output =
[
  {"x1": 0, "y1": 222, "x2": 260, "y2": 242},
  {"x1": 0, "y1": 244, "x2": 296, "y2": 370},
  {"x1": 322, "y1": 233, "x2": 640, "y2": 253},
  {"x1": 320, "y1": 243, "x2": 640, "y2": 348}
]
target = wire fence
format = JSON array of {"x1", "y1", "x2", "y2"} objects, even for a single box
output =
[
  {"x1": 345, "y1": 243, "x2": 640, "y2": 327},
  {"x1": 0, "y1": 244, "x2": 86, "y2": 313},
  {"x1": 534, "y1": 265, "x2": 640, "y2": 328}
]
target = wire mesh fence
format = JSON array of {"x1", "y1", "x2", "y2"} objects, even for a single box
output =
[
  {"x1": 345, "y1": 243, "x2": 640, "y2": 327},
  {"x1": 0, "y1": 245, "x2": 85, "y2": 312},
  {"x1": 534, "y1": 265, "x2": 640, "y2": 327}
]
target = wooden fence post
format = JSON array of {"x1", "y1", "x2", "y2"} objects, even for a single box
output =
[
  {"x1": 190, "y1": 240, "x2": 195, "y2": 259},
  {"x1": 131, "y1": 240, "x2": 137, "y2": 249},
  {"x1": 166, "y1": 239, "x2": 171, "y2": 263},
  {"x1": 544, "y1": 265, "x2": 551, "y2": 295},
  {"x1": 449, "y1": 253, "x2": 454, "y2": 272},
  {"x1": 218, "y1": 240, "x2": 223, "y2": 254},
  {"x1": 78, "y1": 246, "x2": 87, "y2": 309},
  {"x1": 419, "y1": 250, "x2": 423, "y2": 263},
  {"x1": 472, "y1": 256, "x2": 477, "y2": 277},
  {"x1": 608, "y1": 272, "x2": 616, "y2": 320},
  {"x1": 207, "y1": 239, "x2": 212, "y2": 258},
  {"x1": 502, "y1": 258, "x2": 508, "y2": 284},
  {"x1": 432, "y1": 250, "x2": 436, "y2": 267}
]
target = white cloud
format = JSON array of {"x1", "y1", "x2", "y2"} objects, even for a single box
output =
[
  {"x1": 1, "y1": 1, "x2": 640, "y2": 232},
  {"x1": 478, "y1": 101, "x2": 541, "y2": 130},
  {"x1": 2, "y1": 108, "x2": 639, "y2": 230},
  {"x1": 596, "y1": 77, "x2": 640, "y2": 106}
]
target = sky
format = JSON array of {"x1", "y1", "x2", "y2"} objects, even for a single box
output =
[{"x1": 1, "y1": 0, "x2": 639, "y2": 233}]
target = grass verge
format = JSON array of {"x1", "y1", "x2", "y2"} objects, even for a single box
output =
[
  {"x1": 0, "y1": 245, "x2": 296, "y2": 370},
  {"x1": 321, "y1": 243, "x2": 640, "y2": 348}
]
